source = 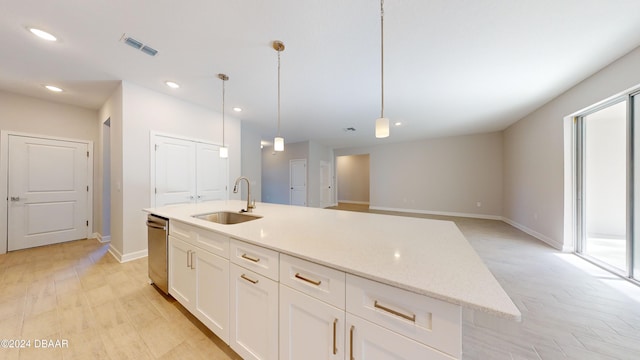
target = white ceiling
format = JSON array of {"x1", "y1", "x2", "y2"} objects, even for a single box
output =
[{"x1": 2, "y1": 0, "x2": 640, "y2": 149}]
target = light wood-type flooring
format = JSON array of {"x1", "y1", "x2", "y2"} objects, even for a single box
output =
[{"x1": 0, "y1": 203, "x2": 638, "y2": 359}]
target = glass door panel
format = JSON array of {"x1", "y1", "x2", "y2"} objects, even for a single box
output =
[
  {"x1": 634, "y1": 94, "x2": 640, "y2": 280},
  {"x1": 583, "y1": 100, "x2": 628, "y2": 272}
]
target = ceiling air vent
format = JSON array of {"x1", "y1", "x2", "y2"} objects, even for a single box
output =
[
  {"x1": 140, "y1": 45, "x2": 158, "y2": 56},
  {"x1": 121, "y1": 33, "x2": 158, "y2": 57}
]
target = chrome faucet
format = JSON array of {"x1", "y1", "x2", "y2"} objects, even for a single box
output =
[{"x1": 233, "y1": 176, "x2": 255, "y2": 213}]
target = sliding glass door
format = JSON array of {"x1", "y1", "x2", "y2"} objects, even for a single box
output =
[
  {"x1": 634, "y1": 94, "x2": 640, "y2": 281},
  {"x1": 577, "y1": 100, "x2": 628, "y2": 273}
]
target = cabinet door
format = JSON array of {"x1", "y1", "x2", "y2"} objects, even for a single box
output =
[
  {"x1": 194, "y1": 250, "x2": 230, "y2": 344},
  {"x1": 230, "y1": 264, "x2": 278, "y2": 360},
  {"x1": 155, "y1": 136, "x2": 197, "y2": 206},
  {"x1": 346, "y1": 314, "x2": 456, "y2": 360},
  {"x1": 196, "y1": 142, "x2": 228, "y2": 201},
  {"x1": 280, "y1": 285, "x2": 344, "y2": 360},
  {"x1": 168, "y1": 236, "x2": 195, "y2": 310}
]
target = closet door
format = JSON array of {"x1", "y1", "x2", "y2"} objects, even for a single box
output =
[
  {"x1": 196, "y1": 142, "x2": 228, "y2": 202},
  {"x1": 155, "y1": 136, "x2": 197, "y2": 206}
]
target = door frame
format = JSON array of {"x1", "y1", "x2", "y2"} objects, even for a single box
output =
[{"x1": 0, "y1": 130, "x2": 94, "y2": 254}]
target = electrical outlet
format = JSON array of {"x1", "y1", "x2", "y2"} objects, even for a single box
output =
[{"x1": 476, "y1": 201, "x2": 481, "y2": 207}]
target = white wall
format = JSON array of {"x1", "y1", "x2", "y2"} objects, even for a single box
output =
[
  {"x1": 335, "y1": 132, "x2": 503, "y2": 218},
  {"x1": 0, "y1": 90, "x2": 99, "y2": 254},
  {"x1": 336, "y1": 154, "x2": 370, "y2": 204},
  {"x1": 261, "y1": 141, "x2": 308, "y2": 205},
  {"x1": 103, "y1": 81, "x2": 241, "y2": 261},
  {"x1": 503, "y1": 45, "x2": 640, "y2": 250},
  {"x1": 308, "y1": 141, "x2": 333, "y2": 208},
  {"x1": 241, "y1": 122, "x2": 263, "y2": 202},
  {"x1": 99, "y1": 84, "x2": 124, "y2": 257}
]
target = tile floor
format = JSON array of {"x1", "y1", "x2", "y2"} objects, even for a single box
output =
[{"x1": 0, "y1": 204, "x2": 639, "y2": 359}]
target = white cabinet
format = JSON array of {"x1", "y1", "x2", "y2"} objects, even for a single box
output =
[
  {"x1": 168, "y1": 236, "x2": 195, "y2": 306},
  {"x1": 165, "y1": 220, "x2": 463, "y2": 360},
  {"x1": 346, "y1": 274, "x2": 461, "y2": 359},
  {"x1": 168, "y1": 230, "x2": 230, "y2": 343},
  {"x1": 346, "y1": 313, "x2": 455, "y2": 360},
  {"x1": 230, "y1": 263, "x2": 279, "y2": 360},
  {"x1": 194, "y1": 248, "x2": 230, "y2": 343},
  {"x1": 279, "y1": 254, "x2": 346, "y2": 359},
  {"x1": 279, "y1": 285, "x2": 344, "y2": 360}
]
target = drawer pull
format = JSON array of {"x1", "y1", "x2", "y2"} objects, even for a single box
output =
[
  {"x1": 332, "y1": 318, "x2": 338, "y2": 355},
  {"x1": 295, "y1": 272, "x2": 322, "y2": 286},
  {"x1": 349, "y1": 325, "x2": 355, "y2": 360},
  {"x1": 374, "y1": 300, "x2": 416, "y2": 322},
  {"x1": 240, "y1": 274, "x2": 259, "y2": 284},
  {"x1": 241, "y1": 253, "x2": 261, "y2": 263}
]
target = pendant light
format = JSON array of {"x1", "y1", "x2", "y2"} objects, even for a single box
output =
[
  {"x1": 375, "y1": 0, "x2": 390, "y2": 138},
  {"x1": 273, "y1": 40, "x2": 285, "y2": 152},
  {"x1": 218, "y1": 73, "x2": 229, "y2": 158}
]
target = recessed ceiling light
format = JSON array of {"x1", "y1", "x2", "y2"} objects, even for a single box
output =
[
  {"x1": 44, "y1": 85, "x2": 63, "y2": 92},
  {"x1": 232, "y1": 107, "x2": 242, "y2": 112},
  {"x1": 165, "y1": 81, "x2": 180, "y2": 89},
  {"x1": 28, "y1": 28, "x2": 57, "y2": 42},
  {"x1": 394, "y1": 122, "x2": 402, "y2": 126}
]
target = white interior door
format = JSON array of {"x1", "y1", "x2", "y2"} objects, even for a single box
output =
[
  {"x1": 155, "y1": 136, "x2": 196, "y2": 206},
  {"x1": 290, "y1": 159, "x2": 307, "y2": 206},
  {"x1": 196, "y1": 142, "x2": 228, "y2": 202},
  {"x1": 8, "y1": 135, "x2": 89, "y2": 251},
  {"x1": 320, "y1": 160, "x2": 333, "y2": 208}
]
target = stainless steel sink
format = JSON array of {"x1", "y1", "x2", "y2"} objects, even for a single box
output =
[{"x1": 192, "y1": 211, "x2": 262, "y2": 225}]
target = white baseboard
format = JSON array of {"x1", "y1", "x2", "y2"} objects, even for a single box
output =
[
  {"x1": 369, "y1": 206, "x2": 503, "y2": 221},
  {"x1": 108, "y1": 244, "x2": 148, "y2": 263},
  {"x1": 338, "y1": 200, "x2": 370, "y2": 205},
  {"x1": 93, "y1": 232, "x2": 111, "y2": 243},
  {"x1": 501, "y1": 217, "x2": 567, "y2": 251}
]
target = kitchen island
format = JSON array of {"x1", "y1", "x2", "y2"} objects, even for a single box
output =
[{"x1": 146, "y1": 200, "x2": 520, "y2": 360}]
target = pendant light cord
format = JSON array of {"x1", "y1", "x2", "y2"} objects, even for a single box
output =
[
  {"x1": 380, "y1": 0, "x2": 385, "y2": 119},
  {"x1": 221, "y1": 77, "x2": 225, "y2": 147},
  {"x1": 277, "y1": 49, "x2": 281, "y2": 137}
]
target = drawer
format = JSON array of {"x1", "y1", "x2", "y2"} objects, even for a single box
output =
[
  {"x1": 280, "y1": 254, "x2": 345, "y2": 309},
  {"x1": 230, "y1": 239, "x2": 279, "y2": 281},
  {"x1": 169, "y1": 220, "x2": 229, "y2": 259},
  {"x1": 346, "y1": 274, "x2": 461, "y2": 358}
]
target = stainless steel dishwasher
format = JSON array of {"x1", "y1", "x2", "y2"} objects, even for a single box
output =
[{"x1": 147, "y1": 214, "x2": 169, "y2": 294}]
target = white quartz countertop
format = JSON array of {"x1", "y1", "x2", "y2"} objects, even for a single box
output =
[{"x1": 145, "y1": 200, "x2": 521, "y2": 321}]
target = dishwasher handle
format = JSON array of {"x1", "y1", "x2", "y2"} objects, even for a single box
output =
[{"x1": 146, "y1": 220, "x2": 167, "y2": 230}]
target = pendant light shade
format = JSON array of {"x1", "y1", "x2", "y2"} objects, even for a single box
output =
[
  {"x1": 274, "y1": 136, "x2": 284, "y2": 152},
  {"x1": 218, "y1": 73, "x2": 229, "y2": 158},
  {"x1": 375, "y1": 117, "x2": 389, "y2": 138},
  {"x1": 375, "y1": 0, "x2": 390, "y2": 139},
  {"x1": 219, "y1": 146, "x2": 229, "y2": 158},
  {"x1": 273, "y1": 40, "x2": 285, "y2": 152}
]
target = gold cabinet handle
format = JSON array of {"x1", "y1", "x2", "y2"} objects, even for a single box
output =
[
  {"x1": 241, "y1": 253, "x2": 260, "y2": 263},
  {"x1": 240, "y1": 274, "x2": 259, "y2": 284},
  {"x1": 349, "y1": 325, "x2": 355, "y2": 360},
  {"x1": 332, "y1": 318, "x2": 338, "y2": 355},
  {"x1": 295, "y1": 272, "x2": 322, "y2": 286},
  {"x1": 373, "y1": 300, "x2": 416, "y2": 322}
]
